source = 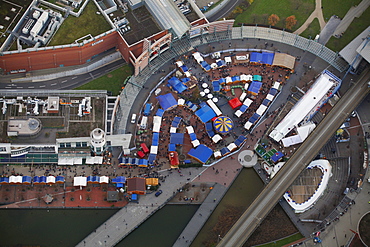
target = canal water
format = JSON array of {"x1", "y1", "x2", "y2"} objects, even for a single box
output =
[
  {"x1": 191, "y1": 168, "x2": 265, "y2": 246},
  {"x1": 0, "y1": 208, "x2": 119, "y2": 247},
  {"x1": 0, "y1": 168, "x2": 262, "y2": 247},
  {"x1": 116, "y1": 204, "x2": 199, "y2": 247}
]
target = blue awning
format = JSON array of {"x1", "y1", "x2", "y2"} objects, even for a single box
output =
[{"x1": 157, "y1": 93, "x2": 178, "y2": 110}]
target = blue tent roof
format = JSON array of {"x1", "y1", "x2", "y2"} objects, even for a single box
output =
[
  {"x1": 249, "y1": 81, "x2": 262, "y2": 94},
  {"x1": 180, "y1": 65, "x2": 188, "y2": 72},
  {"x1": 22, "y1": 176, "x2": 32, "y2": 183},
  {"x1": 112, "y1": 176, "x2": 126, "y2": 183},
  {"x1": 249, "y1": 113, "x2": 260, "y2": 123},
  {"x1": 232, "y1": 76, "x2": 240, "y2": 82},
  {"x1": 156, "y1": 93, "x2": 178, "y2": 110},
  {"x1": 87, "y1": 176, "x2": 94, "y2": 182},
  {"x1": 148, "y1": 154, "x2": 157, "y2": 164},
  {"x1": 56, "y1": 176, "x2": 65, "y2": 183},
  {"x1": 181, "y1": 77, "x2": 190, "y2": 83},
  {"x1": 195, "y1": 103, "x2": 217, "y2": 123},
  {"x1": 235, "y1": 135, "x2": 247, "y2": 146},
  {"x1": 139, "y1": 159, "x2": 148, "y2": 166},
  {"x1": 220, "y1": 147, "x2": 230, "y2": 156},
  {"x1": 168, "y1": 144, "x2": 176, "y2": 151},
  {"x1": 168, "y1": 77, "x2": 188, "y2": 93},
  {"x1": 200, "y1": 61, "x2": 211, "y2": 71},
  {"x1": 212, "y1": 80, "x2": 220, "y2": 92},
  {"x1": 131, "y1": 194, "x2": 138, "y2": 200},
  {"x1": 271, "y1": 151, "x2": 284, "y2": 163},
  {"x1": 239, "y1": 104, "x2": 248, "y2": 113},
  {"x1": 40, "y1": 176, "x2": 47, "y2": 183},
  {"x1": 171, "y1": 117, "x2": 182, "y2": 128},
  {"x1": 143, "y1": 103, "x2": 152, "y2": 116},
  {"x1": 156, "y1": 108, "x2": 164, "y2": 117},
  {"x1": 206, "y1": 122, "x2": 213, "y2": 131},
  {"x1": 189, "y1": 133, "x2": 197, "y2": 141},
  {"x1": 186, "y1": 101, "x2": 198, "y2": 111},
  {"x1": 152, "y1": 132, "x2": 159, "y2": 146},
  {"x1": 188, "y1": 144, "x2": 213, "y2": 164},
  {"x1": 219, "y1": 78, "x2": 226, "y2": 84},
  {"x1": 216, "y1": 60, "x2": 226, "y2": 67},
  {"x1": 262, "y1": 99, "x2": 271, "y2": 106},
  {"x1": 131, "y1": 158, "x2": 139, "y2": 165},
  {"x1": 170, "y1": 133, "x2": 184, "y2": 145},
  {"x1": 269, "y1": 88, "x2": 278, "y2": 95},
  {"x1": 0, "y1": 177, "x2": 9, "y2": 183},
  {"x1": 250, "y1": 52, "x2": 274, "y2": 65},
  {"x1": 33, "y1": 176, "x2": 40, "y2": 183},
  {"x1": 207, "y1": 130, "x2": 215, "y2": 137}
]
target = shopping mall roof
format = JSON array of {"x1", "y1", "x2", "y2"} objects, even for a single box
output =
[
  {"x1": 145, "y1": 0, "x2": 190, "y2": 38},
  {"x1": 339, "y1": 26, "x2": 370, "y2": 66}
]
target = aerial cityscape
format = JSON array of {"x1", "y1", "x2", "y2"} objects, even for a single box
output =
[{"x1": 0, "y1": 0, "x2": 369, "y2": 246}]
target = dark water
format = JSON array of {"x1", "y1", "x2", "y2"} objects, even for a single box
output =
[
  {"x1": 0, "y1": 168, "x2": 261, "y2": 247},
  {"x1": 0, "y1": 208, "x2": 119, "y2": 247},
  {"x1": 116, "y1": 204, "x2": 199, "y2": 247},
  {"x1": 191, "y1": 168, "x2": 264, "y2": 246}
]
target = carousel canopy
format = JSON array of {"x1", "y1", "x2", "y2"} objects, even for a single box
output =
[{"x1": 214, "y1": 116, "x2": 234, "y2": 134}]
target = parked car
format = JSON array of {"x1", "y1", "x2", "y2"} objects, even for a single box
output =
[
  {"x1": 155, "y1": 190, "x2": 163, "y2": 197},
  {"x1": 131, "y1": 113, "x2": 137, "y2": 124}
]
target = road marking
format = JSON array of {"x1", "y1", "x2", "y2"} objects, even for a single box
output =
[
  {"x1": 39, "y1": 85, "x2": 46, "y2": 88},
  {"x1": 51, "y1": 83, "x2": 57, "y2": 86},
  {"x1": 61, "y1": 80, "x2": 67, "y2": 83},
  {"x1": 72, "y1": 76, "x2": 77, "y2": 79},
  {"x1": 16, "y1": 86, "x2": 23, "y2": 89},
  {"x1": 5, "y1": 87, "x2": 11, "y2": 88},
  {"x1": 28, "y1": 86, "x2": 35, "y2": 89}
]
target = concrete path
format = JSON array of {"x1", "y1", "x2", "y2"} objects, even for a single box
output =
[
  {"x1": 173, "y1": 183, "x2": 228, "y2": 247},
  {"x1": 332, "y1": 0, "x2": 370, "y2": 37},
  {"x1": 294, "y1": 0, "x2": 326, "y2": 35}
]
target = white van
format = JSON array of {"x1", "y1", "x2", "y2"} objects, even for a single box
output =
[
  {"x1": 131, "y1": 114, "x2": 137, "y2": 124},
  {"x1": 140, "y1": 116, "x2": 148, "y2": 129}
]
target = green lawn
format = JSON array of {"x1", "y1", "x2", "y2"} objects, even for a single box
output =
[
  {"x1": 325, "y1": 6, "x2": 370, "y2": 52},
  {"x1": 75, "y1": 64, "x2": 133, "y2": 95},
  {"x1": 255, "y1": 233, "x2": 304, "y2": 247},
  {"x1": 234, "y1": 0, "x2": 315, "y2": 31},
  {"x1": 322, "y1": 0, "x2": 362, "y2": 20},
  {"x1": 300, "y1": 18, "x2": 320, "y2": 39},
  {"x1": 49, "y1": 1, "x2": 111, "y2": 46}
]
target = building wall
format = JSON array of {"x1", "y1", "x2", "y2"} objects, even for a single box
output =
[{"x1": 0, "y1": 31, "x2": 120, "y2": 73}]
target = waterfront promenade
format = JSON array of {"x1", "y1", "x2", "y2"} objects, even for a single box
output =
[{"x1": 76, "y1": 166, "x2": 206, "y2": 247}]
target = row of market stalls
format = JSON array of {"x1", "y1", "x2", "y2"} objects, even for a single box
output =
[
  {"x1": 196, "y1": 51, "x2": 296, "y2": 72},
  {"x1": 73, "y1": 176, "x2": 157, "y2": 196},
  {"x1": 244, "y1": 81, "x2": 281, "y2": 130},
  {"x1": 0, "y1": 175, "x2": 65, "y2": 184}
]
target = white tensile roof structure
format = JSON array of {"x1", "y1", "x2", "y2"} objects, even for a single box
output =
[{"x1": 269, "y1": 72, "x2": 335, "y2": 142}]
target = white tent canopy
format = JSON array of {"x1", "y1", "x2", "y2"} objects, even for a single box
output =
[
  {"x1": 227, "y1": 143, "x2": 237, "y2": 151},
  {"x1": 150, "y1": 146, "x2": 158, "y2": 154},
  {"x1": 73, "y1": 177, "x2": 87, "y2": 186},
  {"x1": 152, "y1": 116, "x2": 162, "y2": 133},
  {"x1": 47, "y1": 176, "x2": 55, "y2": 184},
  {"x1": 243, "y1": 98, "x2": 253, "y2": 106},
  {"x1": 99, "y1": 176, "x2": 109, "y2": 184},
  {"x1": 212, "y1": 134, "x2": 222, "y2": 143}
]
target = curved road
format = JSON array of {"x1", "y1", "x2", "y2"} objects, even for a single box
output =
[
  {"x1": 207, "y1": 0, "x2": 244, "y2": 22},
  {"x1": 218, "y1": 68, "x2": 370, "y2": 247}
]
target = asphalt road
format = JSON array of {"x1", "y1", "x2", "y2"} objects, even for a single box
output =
[
  {"x1": 217, "y1": 68, "x2": 370, "y2": 247},
  {"x1": 0, "y1": 59, "x2": 126, "y2": 90},
  {"x1": 207, "y1": 0, "x2": 244, "y2": 22}
]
